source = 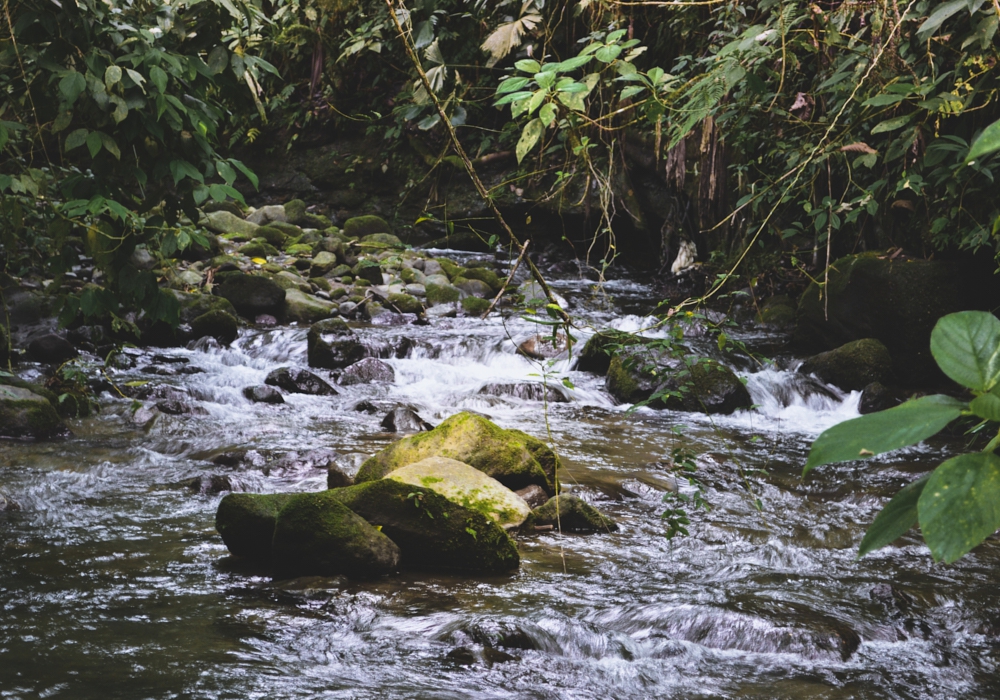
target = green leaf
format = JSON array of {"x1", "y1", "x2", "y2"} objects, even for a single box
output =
[
  {"x1": 970, "y1": 393, "x2": 1000, "y2": 422},
  {"x1": 99, "y1": 133, "x2": 120, "y2": 160},
  {"x1": 149, "y1": 65, "x2": 168, "y2": 93},
  {"x1": 535, "y1": 71, "x2": 555, "y2": 89},
  {"x1": 918, "y1": 452, "x2": 1000, "y2": 563},
  {"x1": 207, "y1": 46, "x2": 229, "y2": 75},
  {"x1": 930, "y1": 311, "x2": 1000, "y2": 391},
  {"x1": 169, "y1": 159, "x2": 204, "y2": 185},
  {"x1": 862, "y1": 94, "x2": 907, "y2": 107},
  {"x1": 804, "y1": 394, "x2": 967, "y2": 474},
  {"x1": 858, "y1": 474, "x2": 929, "y2": 557},
  {"x1": 105, "y1": 65, "x2": 122, "y2": 87},
  {"x1": 516, "y1": 118, "x2": 544, "y2": 164},
  {"x1": 607, "y1": 29, "x2": 628, "y2": 43},
  {"x1": 871, "y1": 115, "x2": 912, "y2": 134},
  {"x1": 539, "y1": 102, "x2": 557, "y2": 128},
  {"x1": 515, "y1": 59, "x2": 541, "y2": 73},
  {"x1": 526, "y1": 89, "x2": 547, "y2": 116},
  {"x1": 126, "y1": 69, "x2": 146, "y2": 91},
  {"x1": 52, "y1": 110, "x2": 73, "y2": 133},
  {"x1": 967, "y1": 118, "x2": 1000, "y2": 164},
  {"x1": 554, "y1": 54, "x2": 593, "y2": 73},
  {"x1": 497, "y1": 76, "x2": 530, "y2": 95},
  {"x1": 228, "y1": 158, "x2": 258, "y2": 189},
  {"x1": 86, "y1": 130, "x2": 102, "y2": 158},
  {"x1": 916, "y1": 0, "x2": 967, "y2": 40},
  {"x1": 193, "y1": 184, "x2": 209, "y2": 205},
  {"x1": 620, "y1": 85, "x2": 645, "y2": 100},
  {"x1": 494, "y1": 91, "x2": 533, "y2": 107},
  {"x1": 216, "y1": 160, "x2": 236, "y2": 185},
  {"x1": 595, "y1": 45, "x2": 622, "y2": 63},
  {"x1": 59, "y1": 72, "x2": 87, "y2": 105}
]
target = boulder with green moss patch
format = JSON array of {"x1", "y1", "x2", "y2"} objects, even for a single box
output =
[
  {"x1": 271, "y1": 491, "x2": 401, "y2": 579},
  {"x1": 217, "y1": 273, "x2": 286, "y2": 319},
  {"x1": 461, "y1": 297, "x2": 491, "y2": 316},
  {"x1": 361, "y1": 233, "x2": 403, "y2": 247},
  {"x1": 190, "y1": 309, "x2": 239, "y2": 345},
  {"x1": 352, "y1": 259, "x2": 384, "y2": 285},
  {"x1": 798, "y1": 338, "x2": 892, "y2": 391},
  {"x1": 310, "y1": 251, "x2": 340, "y2": 276},
  {"x1": 267, "y1": 221, "x2": 305, "y2": 238},
  {"x1": 459, "y1": 267, "x2": 502, "y2": 292},
  {"x1": 386, "y1": 293, "x2": 423, "y2": 314},
  {"x1": 255, "y1": 225, "x2": 288, "y2": 247},
  {"x1": 215, "y1": 492, "x2": 294, "y2": 560},
  {"x1": 0, "y1": 384, "x2": 67, "y2": 440},
  {"x1": 523, "y1": 494, "x2": 618, "y2": 533},
  {"x1": 356, "y1": 412, "x2": 559, "y2": 494},
  {"x1": 386, "y1": 457, "x2": 532, "y2": 529},
  {"x1": 577, "y1": 331, "x2": 650, "y2": 375},
  {"x1": 426, "y1": 282, "x2": 461, "y2": 306},
  {"x1": 238, "y1": 239, "x2": 280, "y2": 258},
  {"x1": 343, "y1": 215, "x2": 390, "y2": 238},
  {"x1": 283, "y1": 289, "x2": 337, "y2": 324},
  {"x1": 325, "y1": 479, "x2": 519, "y2": 573},
  {"x1": 203, "y1": 210, "x2": 259, "y2": 238}
]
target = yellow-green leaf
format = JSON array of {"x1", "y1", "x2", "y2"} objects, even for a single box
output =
[
  {"x1": 516, "y1": 118, "x2": 544, "y2": 164},
  {"x1": 918, "y1": 452, "x2": 1000, "y2": 563}
]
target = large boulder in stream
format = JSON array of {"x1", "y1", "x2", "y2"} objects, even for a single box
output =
[
  {"x1": 265, "y1": 367, "x2": 337, "y2": 395},
  {"x1": 355, "y1": 412, "x2": 559, "y2": 495},
  {"x1": 216, "y1": 273, "x2": 286, "y2": 319},
  {"x1": 386, "y1": 457, "x2": 532, "y2": 529},
  {"x1": 283, "y1": 288, "x2": 337, "y2": 324},
  {"x1": 307, "y1": 318, "x2": 367, "y2": 369},
  {"x1": 798, "y1": 338, "x2": 893, "y2": 391},
  {"x1": 576, "y1": 330, "x2": 652, "y2": 375},
  {"x1": 215, "y1": 493, "x2": 294, "y2": 560},
  {"x1": 271, "y1": 492, "x2": 401, "y2": 579},
  {"x1": 0, "y1": 384, "x2": 67, "y2": 440},
  {"x1": 794, "y1": 253, "x2": 999, "y2": 385},
  {"x1": 606, "y1": 350, "x2": 751, "y2": 414},
  {"x1": 326, "y1": 479, "x2": 520, "y2": 573}
]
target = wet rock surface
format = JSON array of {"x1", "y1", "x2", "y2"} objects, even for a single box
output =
[{"x1": 265, "y1": 367, "x2": 337, "y2": 395}]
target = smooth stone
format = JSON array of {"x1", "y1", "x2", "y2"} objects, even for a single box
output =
[
  {"x1": 524, "y1": 494, "x2": 618, "y2": 533},
  {"x1": 265, "y1": 367, "x2": 337, "y2": 395},
  {"x1": 0, "y1": 384, "x2": 66, "y2": 440},
  {"x1": 339, "y1": 358, "x2": 394, "y2": 385},
  {"x1": 380, "y1": 406, "x2": 433, "y2": 433},
  {"x1": 243, "y1": 385, "x2": 285, "y2": 404},
  {"x1": 284, "y1": 288, "x2": 337, "y2": 324},
  {"x1": 246, "y1": 204, "x2": 287, "y2": 225},
  {"x1": 515, "y1": 484, "x2": 549, "y2": 509},
  {"x1": 203, "y1": 210, "x2": 259, "y2": 238},
  {"x1": 26, "y1": 334, "x2": 78, "y2": 364}
]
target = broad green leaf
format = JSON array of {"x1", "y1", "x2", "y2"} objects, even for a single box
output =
[
  {"x1": 228, "y1": 159, "x2": 258, "y2": 189},
  {"x1": 595, "y1": 45, "x2": 622, "y2": 63},
  {"x1": 526, "y1": 89, "x2": 547, "y2": 116},
  {"x1": 99, "y1": 133, "x2": 120, "y2": 160},
  {"x1": 86, "y1": 130, "x2": 102, "y2": 158},
  {"x1": 862, "y1": 94, "x2": 906, "y2": 107},
  {"x1": 126, "y1": 69, "x2": 146, "y2": 91},
  {"x1": 497, "y1": 76, "x2": 530, "y2": 95},
  {"x1": 858, "y1": 474, "x2": 929, "y2": 557},
  {"x1": 516, "y1": 118, "x2": 544, "y2": 164},
  {"x1": 648, "y1": 67, "x2": 664, "y2": 86},
  {"x1": 207, "y1": 46, "x2": 228, "y2": 75},
  {"x1": 970, "y1": 393, "x2": 1000, "y2": 422},
  {"x1": 606, "y1": 29, "x2": 628, "y2": 43},
  {"x1": 918, "y1": 452, "x2": 1000, "y2": 563},
  {"x1": 149, "y1": 65, "x2": 168, "y2": 93},
  {"x1": 59, "y1": 72, "x2": 87, "y2": 105},
  {"x1": 216, "y1": 160, "x2": 236, "y2": 185},
  {"x1": 557, "y1": 90, "x2": 586, "y2": 112},
  {"x1": 930, "y1": 311, "x2": 1000, "y2": 391},
  {"x1": 515, "y1": 59, "x2": 541, "y2": 73},
  {"x1": 620, "y1": 85, "x2": 645, "y2": 100},
  {"x1": 804, "y1": 394, "x2": 967, "y2": 474},
  {"x1": 535, "y1": 72, "x2": 555, "y2": 89},
  {"x1": 105, "y1": 65, "x2": 122, "y2": 87},
  {"x1": 169, "y1": 159, "x2": 204, "y2": 185},
  {"x1": 110, "y1": 96, "x2": 128, "y2": 124},
  {"x1": 193, "y1": 184, "x2": 210, "y2": 205},
  {"x1": 539, "y1": 102, "x2": 557, "y2": 128},
  {"x1": 871, "y1": 115, "x2": 912, "y2": 134},
  {"x1": 494, "y1": 91, "x2": 533, "y2": 107},
  {"x1": 916, "y1": 0, "x2": 967, "y2": 40},
  {"x1": 967, "y1": 118, "x2": 1000, "y2": 164},
  {"x1": 52, "y1": 110, "x2": 73, "y2": 133},
  {"x1": 553, "y1": 54, "x2": 593, "y2": 73}
]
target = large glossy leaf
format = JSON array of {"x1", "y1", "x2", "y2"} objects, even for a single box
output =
[
  {"x1": 967, "y1": 117, "x2": 1000, "y2": 164},
  {"x1": 804, "y1": 395, "x2": 966, "y2": 474},
  {"x1": 918, "y1": 452, "x2": 1000, "y2": 563},
  {"x1": 858, "y1": 474, "x2": 929, "y2": 557},
  {"x1": 59, "y1": 71, "x2": 87, "y2": 105},
  {"x1": 930, "y1": 311, "x2": 1000, "y2": 391},
  {"x1": 970, "y1": 393, "x2": 1000, "y2": 422},
  {"x1": 515, "y1": 118, "x2": 544, "y2": 164},
  {"x1": 916, "y1": 0, "x2": 967, "y2": 40}
]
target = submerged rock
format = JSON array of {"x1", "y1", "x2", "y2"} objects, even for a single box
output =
[
  {"x1": 271, "y1": 491, "x2": 401, "y2": 579},
  {"x1": 576, "y1": 330, "x2": 648, "y2": 375},
  {"x1": 216, "y1": 493, "x2": 294, "y2": 560},
  {"x1": 859, "y1": 382, "x2": 906, "y2": 414},
  {"x1": 380, "y1": 406, "x2": 433, "y2": 433},
  {"x1": 0, "y1": 384, "x2": 67, "y2": 440},
  {"x1": 524, "y1": 495, "x2": 618, "y2": 533},
  {"x1": 799, "y1": 338, "x2": 893, "y2": 391},
  {"x1": 339, "y1": 358, "x2": 394, "y2": 385},
  {"x1": 307, "y1": 318, "x2": 366, "y2": 370},
  {"x1": 355, "y1": 411, "x2": 559, "y2": 494},
  {"x1": 386, "y1": 457, "x2": 532, "y2": 529},
  {"x1": 326, "y1": 479, "x2": 520, "y2": 573},
  {"x1": 265, "y1": 367, "x2": 337, "y2": 395}
]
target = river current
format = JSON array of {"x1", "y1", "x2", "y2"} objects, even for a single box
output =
[{"x1": 1, "y1": 251, "x2": 998, "y2": 699}]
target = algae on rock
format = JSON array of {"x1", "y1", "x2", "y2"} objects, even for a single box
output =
[{"x1": 215, "y1": 493, "x2": 294, "y2": 560}]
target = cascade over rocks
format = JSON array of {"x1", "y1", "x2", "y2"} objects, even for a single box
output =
[
  {"x1": 307, "y1": 318, "x2": 366, "y2": 369},
  {"x1": 339, "y1": 358, "x2": 394, "y2": 385},
  {"x1": 798, "y1": 338, "x2": 893, "y2": 391},
  {"x1": 355, "y1": 412, "x2": 560, "y2": 495}
]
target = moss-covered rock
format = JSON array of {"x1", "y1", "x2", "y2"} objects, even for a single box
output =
[
  {"x1": 454, "y1": 278, "x2": 493, "y2": 298},
  {"x1": 238, "y1": 239, "x2": 280, "y2": 258},
  {"x1": 386, "y1": 293, "x2": 423, "y2": 314},
  {"x1": 255, "y1": 225, "x2": 288, "y2": 247},
  {"x1": 267, "y1": 221, "x2": 305, "y2": 238},
  {"x1": 283, "y1": 243, "x2": 312, "y2": 257},
  {"x1": 0, "y1": 384, "x2": 67, "y2": 440},
  {"x1": 310, "y1": 251, "x2": 340, "y2": 276},
  {"x1": 361, "y1": 232, "x2": 403, "y2": 247},
  {"x1": 799, "y1": 338, "x2": 893, "y2": 391},
  {"x1": 272, "y1": 270, "x2": 310, "y2": 292},
  {"x1": 343, "y1": 215, "x2": 391, "y2": 238},
  {"x1": 523, "y1": 495, "x2": 618, "y2": 533},
  {"x1": 794, "y1": 253, "x2": 994, "y2": 385},
  {"x1": 190, "y1": 309, "x2": 239, "y2": 345},
  {"x1": 283, "y1": 199, "x2": 308, "y2": 225},
  {"x1": 356, "y1": 412, "x2": 559, "y2": 494},
  {"x1": 216, "y1": 273, "x2": 286, "y2": 319},
  {"x1": 283, "y1": 288, "x2": 337, "y2": 324},
  {"x1": 576, "y1": 330, "x2": 649, "y2": 375},
  {"x1": 215, "y1": 492, "x2": 294, "y2": 560},
  {"x1": 307, "y1": 318, "x2": 367, "y2": 369},
  {"x1": 759, "y1": 295, "x2": 796, "y2": 328},
  {"x1": 325, "y1": 479, "x2": 519, "y2": 573},
  {"x1": 203, "y1": 210, "x2": 259, "y2": 238},
  {"x1": 436, "y1": 258, "x2": 465, "y2": 281},
  {"x1": 606, "y1": 351, "x2": 751, "y2": 414},
  {"x1": 386, "y1": 457, "x2": 532, "y2": 529},
  {"x1": 426, "y1": 282, "x2": 461, "y2": 306},
  {"x1": 352, "y1": 259, "x2": 384, "y2": 285},
  {"x1": 461, "y1": 297, "x2": 491, "y2": 316},
  {"x1": 271, "y1": 491, "x2": 401, "y2": 579},
  {"x1": 459, "y1": 267, "x2": 502, "y2": 292},
  {"x1": 327, "y1": 264, "x2": 352, "y2": 279},
  {"x1": 171, "y1": 290, "x2": 238, "y2": 325}
]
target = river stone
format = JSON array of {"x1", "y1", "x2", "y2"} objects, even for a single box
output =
[
  {"x1": 327, "y1": 465, "x2": 354, "y2": 489},
  {"x1": 524, "y1": 495, "x2": 618, "y2": 533},
  {"x1": 246, "y1": 204, "x2": 287, "y2": 226},
  {"x1": 343, "y1": 215, "x2": 390, "y2": 238},
  {"x1": 577, "y1": 330, "x2": 650, "y2": 375},
  {"x1": 271, "y1": 492, "x2": 401, "y2": 579},
  {"x1": 381, "y1": 406, "x2": 433, "y2": 433},
  {"x1": 459, "y1": 267, "x2": 502, "y2": 292},
  {"x1": 26, "y1": 334, "x2": 78, "y2": 364},
  {"x1": 401, "y1": 268, "x2": 425, "y2": 285},
  {"x1": 190, "y1": 309, "x2": 239, "y2": 345},
  {"x1": 325, "y1": 479, "x2": 519, "y2": 573},
  {"x1": 217, "y1": 273, "x2": 286, "y2": 319},
  {"x1": 311, "y1": 251, "x2": 340, "y2": 276},
  {"x1": 0, "y1": 384, "x2": 66, "y2": 440},
  {"x1": 171, "y1": 290, "x2": 238, "y2": 324},
  {"x1": 386, "y1": 457, "x2": 532, "y2": 529},
  {"x1": 799, "y1": 338, "x2": 893, "y2": 391},
  {"x1": 253, "y1": 225, "x2": 287, "y2": 248},
  {"x1": 339, "y1": 358, "x2": 394, "y2": 385},
  {"x1": 265, "y1": 367, "x2": 337, "y2": 395},
  {"x1": 361, "y1": 233, "x2": 402, "y2": 247},
  {"x1": 283, "y1": 288, "x2": 337, "y2": 324},
  {"x1": 424, "y1": 273, "x2": 451, "y2": 287},
  {"x1": 355, "y1": 411, "x2": 559, "y2": 494},
  {"x1": 454, "y1": 278, "x2": 493, "y2": 299},
  {"x1": 386, "y1": 293, "x2": 423, "y2": 314},
  {"x1": 353, "y1": 260, "x2": 384, "y2": 285},
  {"x1": 272, "y1": 270, "x2": 310, "y2": 292},
  {"x1": 794, "y1": 253, "x2": 998, "y2": 385},
  {"x1": 172, "y1": 270, "x2": 203, "y2": 289},
  {"x1": 243, "y1": 385, "x2": 284, "y2": 404},
  {"x1": 859, "y1": 382, "x2": 906, "y2": 414},
  {"x1": 426, "y1": 282, "x2": 461, "y2": 306},
  {"x1": 203, "y1": 210, "x2": 259, "y2": 238},
  {"x1": 759, "y1": 295, "x2": 796, "y2": 328},
  {"x1": 239, "y1": 239, "x2": 280, "y2": 258},
  {"x1": 215, "y1": 492, "x2": 294, "y2": 560},
  {"x1": 307, "y1": 318, "x2": 367, "y2": 369},
  {"x1": 515, "y1": 484, "x2": 549, "y2": 509}
]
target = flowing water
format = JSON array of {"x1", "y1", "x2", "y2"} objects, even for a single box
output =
[{"x1": 2, "y1": 254, "x2": 999, "y2": 699}]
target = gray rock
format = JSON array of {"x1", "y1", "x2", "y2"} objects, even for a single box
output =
[
  {"x1": 524, "y1": 495, "x2": 618, "y2": 533},
  {"x1": 455, "y1": 278, "x2": 493, "y2": 298},
  {"x1": 130, "y1": 246, "x2": 157, "y2": 270},
  {"x1": 327, "y1": 466, "x2": 354, "y2": 489},
  {"x1": 283, "y1": 288, "x2": 337, "y2": 324},
  {"x1": 190, "y1": 310, "x2": 239, "y2": 345},
  {"x1": 799, "y1": 338, "x2": 893, "y2": 391},
  {"x1": 27, "y1": 334, "x2": 78, "y2": 364},
  {"x1": 339, "y1": 358, "x2": 394, "y2": 385},
  {"x1": 307, "y1": 318, "x2": 366, "y2": 369},
  {"x1": 515, "y1": 484, "x2": 549, "y2": 509},
  {"x1": 0, "y1": 384, "x2": 67, "y2": 440},
  {"x1": 246, "y1": 204, "x2": 287, "y2": 226},
  {"x1": 265, "y1": 367, "x2": 337, "y2": 395},
  {"x1": 380, "y1": 406, "x2": 433, "y2": 433},
  {"x1": 478, "y1": 382, "x2": 569, "y2": 403},
  {"x1": 217, "y1": 273, "x2": 286, "y2": 319},
  {"x1": 203, "y1": 210, "x2": 259, "y2": 238},
  {"x1": 311, "y1": 251, "x2": 340, "y2": 276},
  {"x1": 243, "y1": 385, "x2": 285, "y2": 404}
]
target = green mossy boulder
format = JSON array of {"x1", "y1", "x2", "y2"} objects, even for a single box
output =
[
  {"x1": 523, "y1": 495, "x2": 618, "y2": 533},
  {"x1": 352, "y1": 259, "x2": 384, "y2": 285},
  {"x1": 343, "y1": 215, "x2": 391, "y2": 238},
  {"x1": 461, "y1": 297, "x2": 491, "y2": 315},
  {"x1": 283, "y1": 199, "x2": 308, "y2": 224},
  {"x1": 355, "y1": 411, "x2": 559, "y2": 494},
  {"x1": 327, "y1": 264, "x2": 352, "y2": 279},
  {"x1": 799, "y1": 338, "x2": 893, "y2": 391},
  {"x1": 268, "y1": 221, "x2": 305, "y2": 238},
  {"x1": 283, "y1": 289, "x2": 337, "y2": 324},
  {"x1": 459, "y1": 267, "x2": 502, "y2": 292},
  {"x1": 361, "y1": 233, "x2": 403, "y2": 247},
  {"x1": 171, "y1": 290, "x2": 238, "y2": 325},
  {"x1": 190, "y1": 309, "x2": 239, "y2": 345},
  {"x1": 577, "y1": 331, "x2": 651, "y2": 375},
  {"x1": 454, "y1": 278, "x2": 493, "y2": 298},
  {"x1": 426, "y1": 282, "x2": 461, "y2": 306},
  {"x1": 326, "y1": 479, "x2": 520, "y2": 573},
  {"x1": 759, "y1": 295, "x2": 796, "y2": 328},
  {"x1": 215, "y1": 493, "x2": 295, "y2": 560},
  {"x1": 310, "y1": 251, "x2": 340, "y2": 276},
  {"x1": 307, "y1": 318, "x2": 366, "y2": 369},
  {"x1": 203, "y1": 210, "x2": 259, "y2": 239},
  {"x1": 272, "y1": 270, "x2": 310, "y2": 292},
  {"x1": 386, "y1": 293, "x2": 423, "y2": 314},
  {"x1": 271, "y1": 491, "x2": 401, "y2": 579},
  {"x1": 216, "y1": 273, "x2": 286, "y2": 319},
  {"x1": 794, "y1": 253, "x2": 994, "y2": 385},
  {"x1": 437, "y1": 258, "x2": 464, "y2": 280},
  {"x1": 255, "y1": 225, "x2": 288, "y2": 247},
  {"x1": 0, "y1": 384, "x2": 67, "y2": 440},
  {"x1": 239, "y1": 239, "x2": 280, "y2": 258},
  {"x1": 386, "y1": 457, "x2": 532, "y2": 529},
  {"x1": 606, "y1": 351, "x2": 751, "y2": 414},
  {"x1": 285, "y1": 243, "x2": 314, "y2": 256}
]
